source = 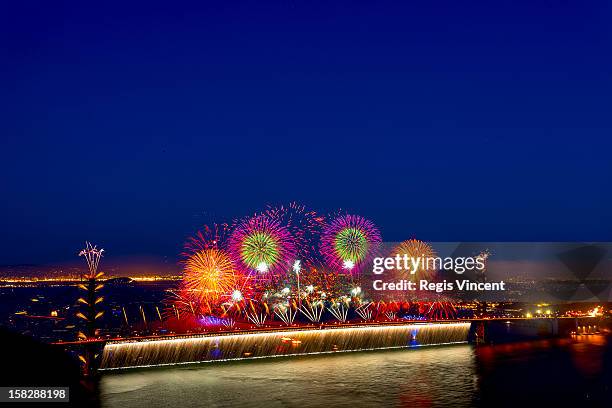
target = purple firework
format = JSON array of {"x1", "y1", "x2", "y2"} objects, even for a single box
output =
[
  {"x1": 228, "y1": 214, "x2": 297, "y2": 276},
  {"x1": 320, "y1": 214, "x2": 382, "y2": 273},
  {"x1": 264, "y1": 202, "x2": 324, "y2": 266}
]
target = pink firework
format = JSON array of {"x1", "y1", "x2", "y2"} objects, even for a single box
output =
[
  {"x1": 183, "y1": 223, "x2": 231, "y2": 255},
  {"x1": 228, "y1": 214, "x2": 297, "y2": 277},
  {"x1": 264, "y1": 202, "x2": 324, "y2": 265},
  {"x1": 320, "y1": 214, "x2": 381, "y2": 273}
]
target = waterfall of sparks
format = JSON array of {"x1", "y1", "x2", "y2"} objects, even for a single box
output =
[{"x1": 99, "y1": 323, "x2": 471, "y2": 369}]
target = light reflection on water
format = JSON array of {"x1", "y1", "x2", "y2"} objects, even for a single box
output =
[
  {"x1": 100, "y1": 344, "x2": 477, "y2": 408},
  {"x1": 100, "y1": 335, "x2": 612, "y2": 408}
]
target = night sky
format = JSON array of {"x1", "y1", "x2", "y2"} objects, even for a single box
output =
[{"x1": 2, "y1": 1, "x2": 611, "y2": 264}]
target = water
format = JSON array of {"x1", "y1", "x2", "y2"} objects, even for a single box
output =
[
  {"x1": 100, "y1": 345, "x2": 476, "y2": 407},
  {"x1": 99, "y1": 336, "x2": 612, "y2": 407}
]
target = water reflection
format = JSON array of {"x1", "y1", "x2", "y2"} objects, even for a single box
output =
[
  {"x1": 101, "y1": 345, "x2": 477, "y2": 408},
  {"x1": 100, "y1": 336, "x2": 611, "y2": 408},
  {"x1": 474, "y1": 336, "x2": 611, "y2": 407}
]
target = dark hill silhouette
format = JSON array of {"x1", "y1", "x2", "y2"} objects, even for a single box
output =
[{"x1": 0, "y1": 327, "x2": 98, "y2": 407}]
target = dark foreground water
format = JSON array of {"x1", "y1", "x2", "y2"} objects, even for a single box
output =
[{"x1": 99, "y1": 334, "x2": 612, "y2": 408}]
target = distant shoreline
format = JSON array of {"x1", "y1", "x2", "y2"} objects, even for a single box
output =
[{"x1": 0, "y1": 277, "x2": 181, "y2": 287}]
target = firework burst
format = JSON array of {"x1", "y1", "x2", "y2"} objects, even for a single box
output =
[
  {"x1": 425, "y1": 301, "x2": 457, "y2": 320},
  {"x1": 273, "y1": 301, "x2": 297, "y2": 325},
  {"x1": 184, "y1": 223, "x2": 230, "y2": 254},
  {"x1": 229, "y1": 214, "x2": 296, "y2": 277},
  {"x1": 320, "y1": 214, "x2": 381, "y2": 273},
  {"x1": 167, "y1": 205, "x2": 457, "y2": 329},
  {"x1": 182, "y1": 248, "x2": 239, "y2": 307},
  {"x1": 392, "y1": 239, "x2": 437, "y2": 280},
  {"x1": 78, "y1": 242, "x2": 104, "y2": 279},
  {"x1": 299, "y1": 263, "x2": 346, "y2": 299},
  {"x1": 264, "y1": 202, "x2": 324, "y2": 265},
  {"x1": 245, "y1": 299, "x2": 271, "y2": 327}
]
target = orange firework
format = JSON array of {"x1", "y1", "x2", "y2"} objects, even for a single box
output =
[
  {"x1": 183, "y1": 248, "x2": 238, "y2": 306},
  {"x1": 392, "y1": 239, "x2": 437, "y2": 280}
]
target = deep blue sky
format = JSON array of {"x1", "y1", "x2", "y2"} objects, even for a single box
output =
[{"x1": 2, "y1": 1, "x2": 611, "y2": 264}]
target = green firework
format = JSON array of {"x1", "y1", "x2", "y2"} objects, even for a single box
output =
[
  {"x1": 334, "y1": 227, "x2": 368, "y2": 262},
  {"x1": 241, "y1": 232, "x2": 280, "y2": 268}
]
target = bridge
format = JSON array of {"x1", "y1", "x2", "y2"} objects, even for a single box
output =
[
  {"x1": 50, "y1": 316, "x2": 607, "y2": 372},
  {"x1": 52, "y1": 316, "x2": 603, "y2": 347}
]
